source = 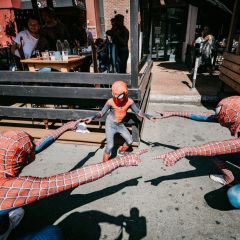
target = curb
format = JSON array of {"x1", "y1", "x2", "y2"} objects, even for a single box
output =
[{"x1": 149, "y1": 94, "x2": 219, "y2": 105}]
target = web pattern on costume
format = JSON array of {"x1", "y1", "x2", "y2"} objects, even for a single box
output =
[
  {"x1": 0, "y1": 127, "x2": 145, "y2": 211},
  {"x1": 154, "y1": 96, "x2": 240, "y2": 183}
]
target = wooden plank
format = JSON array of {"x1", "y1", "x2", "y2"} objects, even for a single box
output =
[
  {"x1": 220, "y1": 66, "x2": 240, "y2": 84},
  {"x1": 0, "y1": 71, "x2": 131, "y2": 85},
  {"x1": 138, "y1": 55, "x2": 148, "y2": 72},
  {"x1": 226, "y1": 0, "x2": 240, "y2": 52},
  {"x1": 0, "y1": 107, "x2": 102, "y2": 121},
  {"x1": 219, "y1": 73, "x2": 240, "y2": 94},
  {"x1": 0, "y1": 106, "x2": 138, "y2": 123},
  {"x1": 0, "y1": 86, "x2": 140, "y2": 100},
  {"x1": 0, "y1": 122, "x2": 139, "y2": 146},
  {"x1": 222, "y1": 59, "x2": 240, "y2": 74},
  {"x1": 223, "y1": 52, "x2": 240, "y2": 64},
  {"x1": 0, "y1": 124, "x2": 106, "y2": 143},
  {"x1": 130, "y1": 0, "x2": 139, "y2": 88},
  {"x1": 139, "y1": 77, "x2": 151, "y2": 137},
  {"x1": 139, "y1": 60, "x2": 153, "y2": 98}
]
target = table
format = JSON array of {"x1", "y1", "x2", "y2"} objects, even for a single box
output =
[
  {"x1": 21, "y1": 55, "x2": 90, "y2": 129},
  {"x1": 21, "y1": 55, "x2": 88, "y2": 72}
]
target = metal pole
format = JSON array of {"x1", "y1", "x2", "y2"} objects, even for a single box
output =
[
  {"x1": 226, "y1": 0, "x2": 240, "y2": 52},
  {"x1": 130, "y1": 0, "x2": 139, "y2": 88},
  {"x1": 192, "y1": 56, "x2": 200, "y2": 89},
  {"x1": 31, "y1": 0, "x2": 40, "y2": 19}
]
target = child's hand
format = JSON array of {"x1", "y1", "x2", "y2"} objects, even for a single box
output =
[
  {"x1": 65, "y1": 119, "x2": 83, "y2": 130},
  {"x1": 83, "y1": 117, "x2": 92, "y2": 124}
]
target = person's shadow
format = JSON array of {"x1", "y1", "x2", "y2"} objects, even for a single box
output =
[
  {"x1": 141, "y1": 139, "x2": 216, "y2": 186},
  {"x1": 204, "y1": 185, "x2": 235, "y2": 211},
  {"x1": 12, "y1": 145, "x2": 142, "y2": 239},
  {"x1": 141, "y1": 139, "x2": 240, "y2": 211},
  {"x1": 57, "y1": 207, "x2": 147, "y2": 240}
]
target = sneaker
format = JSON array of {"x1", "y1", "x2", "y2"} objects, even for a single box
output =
[
  {"x1": 209, "y1": 174, "x2": 227, "y2": 185},
  {"x1": 118, "y1": 145, "x2": 131, "y2": 156},
  {"x1": 0, "y1": 208, "x2": 25, "y2": 240},
  {"x1": 117, "y1": 150, "x2": 128, "y2": 156}
]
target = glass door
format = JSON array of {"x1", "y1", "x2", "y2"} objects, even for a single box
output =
[
  {"x1": 151, "y1": 7, "x2": 187, "y2": 61},
  {"x1": 151, "y1": 9, "x2": 167, "y2": 60},
  {"x1": 166, "y1": 8, "x2": 187, "y2": 61}
]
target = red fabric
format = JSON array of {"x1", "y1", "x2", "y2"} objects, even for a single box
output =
[
  {"x1": 153, "y1": 96, "x2": 240, "y2": 169},
  {"x1": 0, "y1": 128, "x2": 145, "y2": 211},
  {"x1": 217, "y1": 96, "x2": 240, "y2": 137},
  {"x1": 108, "y1": 98, "x2": 133, "y2": 122},
  {"x1": 111, "y1": 81, "x2": 128, "y2": 96}
]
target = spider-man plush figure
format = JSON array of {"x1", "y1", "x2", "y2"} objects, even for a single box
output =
[
  {"x1": 0, "y1": 120, "x2": 145, "y2": 239},
  {"x1": 153, "y1": 96, "x2": 240, "y2": 208}
]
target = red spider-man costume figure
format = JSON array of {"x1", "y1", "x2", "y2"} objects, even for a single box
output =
[
  {"x1": 0, "y1": 120, "x2": 145, "y2": 239},
  {"x1": 85, "y1": 80, "x2": 156, "y2": 162},
  {"x1": 153, "y1": 96, "x2": 240, "y2": 208}
]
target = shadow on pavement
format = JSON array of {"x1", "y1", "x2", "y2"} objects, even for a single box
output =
[
  {"x1": 157, "y1": 62, "x2": 189, "y2": 71},
  {"x1": 58, "y1": 207, "x2": 147, "y2": 240},
  {"x1": 141, "y1": 139, "x2": 215, "y2": 186},
  {"x1": 142, "y1": 139, "x2": 239, "y2": 211},
  {"x1": 204, "y1": 186, "x2": 235, "y2": 211},
  {"x1": 12, "y1": 177, "x2": 142, "y2": 239}
]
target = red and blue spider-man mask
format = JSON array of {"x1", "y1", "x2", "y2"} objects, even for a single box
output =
[
  {"x1": 216, "y1": 96, "x2": 240, "y2": 137},
  {"x1": 0, "y1": 130, "x2": 36, "y2": 176},
  {"x1": 112, "y1": 80, "x2": 129, "y2": 107}
]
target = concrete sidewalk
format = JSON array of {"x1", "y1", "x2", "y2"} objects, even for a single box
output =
[
  {"x1": 12, "y1": 103, "x2": 240, "y2": 240},
  {"x1": 149, "y1": 61, "x2": 224, "y2": 105}
]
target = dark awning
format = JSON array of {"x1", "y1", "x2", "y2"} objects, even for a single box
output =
[
  {"x1": 204, "y1": 0, "x2": 232, "y2": 14},
  {"x1": 21, "y1": 0, "x2": 86, "y2": 10}
]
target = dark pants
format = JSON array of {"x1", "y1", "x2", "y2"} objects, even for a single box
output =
[{"x1": 117, "y1": 47, "x2": 129, "y2": 73}]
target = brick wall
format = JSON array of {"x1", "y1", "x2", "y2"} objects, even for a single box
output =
[{"x1": 103, "y1": 0, "x2": 130, "y2": 34}]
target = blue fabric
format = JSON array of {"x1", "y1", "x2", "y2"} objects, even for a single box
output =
[
  {"x1": 227, "y1": 184, "x2": 240, "y2": 209},
  {"x1": 38, "y1": 68, "x2": 52, "y2": 72},
  {"x1": 190, "y1": 114, "x2": 217, "y2": 122},
  {"x1": 35, "y1": 136, "x2": 55, "y2": 154},
  {"x1": 19, "y1": 226, "x2": 64, "y2": 240},
  {"x1": 0, "y1": 207, "x2": 17, "y2": 217}
]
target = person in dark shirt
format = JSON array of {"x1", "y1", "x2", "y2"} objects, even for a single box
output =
[
  {"x1": 106, "y1": 14, "x2": 129, "y2": 73},
  {"x1": 37, "y1": 7, "x2": 70, "y2": 51}
]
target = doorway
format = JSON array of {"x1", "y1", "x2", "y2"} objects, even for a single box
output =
[{"x1": 151, "y1": 7, "x2": 187, "y2": 61}]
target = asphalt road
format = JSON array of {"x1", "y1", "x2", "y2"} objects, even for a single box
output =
[{"x1": 12, "y1": 103, "x2": 240, "y2": 240}]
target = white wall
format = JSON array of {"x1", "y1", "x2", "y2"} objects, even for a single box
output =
[{"x1": 182, "y1": 4, "x2": 198, "y2": 62}]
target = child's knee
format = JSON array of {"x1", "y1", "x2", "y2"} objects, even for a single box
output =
[
  {"x1": 105, "y1": 145, "x2": 114, "y2": 155},
  {"x1": 126, "y1": 137, "x2": 133, "y2": 146}
]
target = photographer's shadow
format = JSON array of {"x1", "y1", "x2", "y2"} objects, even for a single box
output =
[
  {"x1": 141, "y1": 140, "x2": 216, "y2": 186},
  {"x1": 58, "y1": 207, "x2": 147, "y2": 240},
  {"x1": 12, "y1": 145, "x2": 142, "y2": 238}
]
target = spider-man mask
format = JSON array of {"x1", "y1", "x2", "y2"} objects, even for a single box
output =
[
  {"x1": 0, "y1": 130, "x2": 36, "y2": 176},
  {"x1": 217, "y1": 96, "x2": 240, "y2": 137},
  {"x1": 112, "y1": 80, "x2": 128, "y2": 107}
]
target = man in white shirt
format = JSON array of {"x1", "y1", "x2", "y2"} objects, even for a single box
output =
[{"x1": 11, "y1": 16, "x2": 40, "y2": 59}]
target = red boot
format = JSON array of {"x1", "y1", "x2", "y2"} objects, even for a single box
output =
[
  {"x1": 102, "y1": 152, "x2": 110, "y2": 162},
  {"x1": 118, "y1": 143, "x2": 130, "y2": 155}
]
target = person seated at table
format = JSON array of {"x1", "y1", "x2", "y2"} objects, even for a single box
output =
[
  {"x1": 11, "y1": 15, "x2": 40, "y2": 69},
  {"x1": 95, "y1": 38, "x2": 110, "y2": 72},
  {"x1": 37, "y1": 7, "x2": 71, "y2": 52}
]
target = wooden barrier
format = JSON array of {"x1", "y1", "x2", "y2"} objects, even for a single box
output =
[{"x1": 219, "y1": 52, "x2": 240, "y2": 93}]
